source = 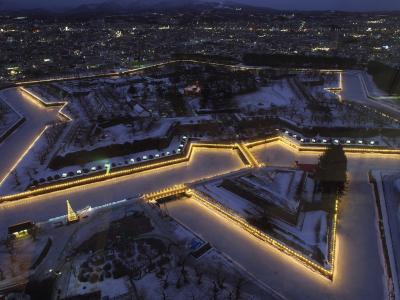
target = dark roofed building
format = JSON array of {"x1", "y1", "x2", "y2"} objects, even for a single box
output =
[{"x1": 8, "y1": 221, "x2": 36, "y2": 239}]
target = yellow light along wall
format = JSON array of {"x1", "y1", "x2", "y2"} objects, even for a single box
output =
[
  {"x1": 141, "y1": 185, "x2": 339, "y2": 280},
  {"x1": 191, "y1": 190, "x2": 337, "y2": 280},
  {"x1": 0, "y1": 142, "x2": 237, "y2": 202},
  {"x1": 0, "y1": 133, "x2": 399, "y2": 203}
]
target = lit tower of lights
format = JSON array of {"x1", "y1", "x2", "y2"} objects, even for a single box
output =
[{"x1": 66, "y1": 200, "x2": 79, "y2": 223}]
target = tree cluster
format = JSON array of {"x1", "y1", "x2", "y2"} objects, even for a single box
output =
[{"x1": 315, "y1": 145, "x2": 347, "y2": 197}]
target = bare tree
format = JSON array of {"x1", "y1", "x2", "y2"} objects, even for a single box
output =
[
  {"x1": 194, "y1": 265, "x2": 204, "y2": 285},
  {"x1": 234, "y1": 277, "x2": 247, "y2": 300},
  {"x1": 12, "y1": 170, "x2": 20, "y2": 186}
]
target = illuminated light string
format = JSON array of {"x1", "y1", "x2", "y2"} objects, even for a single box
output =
[
  {"x1": 13, "y1": 60, "x2": 345, "y2": 88},
  {"x1": 0, "y1": 64, "x2": 383, "y2": 280},
  {"x1": 235, "y1": 142, "x2": 262, "y2": 168},
  {"x1": 276, "y1": 135, "x2": 400, "y2": 154},
  {"x1": 0, "y1": 76, "x2": 398, "y2": 201},
  {"x1": 0, "y1": 143, "x2": 240, "y2": 202},
  {"x1": 1, "y1": 84, "x2": 240, "y2": 201},
  {"x1": 323, "y1": 71, "x2": 343, "y2": 93},
  {"x1": 189, "y1": 190, "x2": 337, "y2": 280},
  {"x1": 142, "y1": 184, "x2": 339, "y2": 280},
  {"x1": 19, "y1": 87, "x2": 72, "y2": 121},
  {"x1": 323, "y1": 71, "x2": 343, "y2": 102},
  {"x1": 0, "y1": 125, "x2": 49, "y2": 186},
  {"x1": 14, "y1": 60, "x2": 266, "y2": 86},
  {"x1": 0, "y1": 86, "x2": 73, "y2": 189},
  {"x1": 0, "y1": 133, "x2": 399, "y2": 203},
  {"x1": 142, "y1": 184, "x2": 188, "y2": 201},
  {"x1": 6, "y1": 65, "x2": 395, "y2": 193}
]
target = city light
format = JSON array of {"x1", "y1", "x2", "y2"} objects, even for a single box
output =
[{"x1": 0, "y1": 8, "x2": 399, "y2": 300}]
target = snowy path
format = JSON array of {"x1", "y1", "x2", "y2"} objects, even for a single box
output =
[
  {"x1": 341, "y1": 71, "x2": 400, "y2": 120},
  {"x1": 0, "y1": 88, "x2": 60, "y2": 185},
  {"x1": 0, "y1": 148, "x2": 244, "y2": 235},
  {"x1": 165, "y1": 142, "x2": 399, "y2": 300}
]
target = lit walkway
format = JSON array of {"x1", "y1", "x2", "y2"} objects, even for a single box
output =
[
  {"x1": 0, "y1": 148, "x2": 244, "y2": 235},
  {"x1": 0, "y1": 88, "x2": 61, "y2": 185},
  {"x1": 164, "y1": 144, "x2": 400, "y2": 299},
  {"x1": 236, "y1": 142, "x2": 262, "y2": 167}
]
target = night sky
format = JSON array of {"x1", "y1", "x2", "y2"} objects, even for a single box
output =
[{"x1": 0, "y1": 0, "x2": 399, "y2": 11}]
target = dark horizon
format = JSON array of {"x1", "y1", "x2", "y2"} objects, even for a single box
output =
[{"x1": 0, "y1": 0, "x2": 399, "y2": 12}]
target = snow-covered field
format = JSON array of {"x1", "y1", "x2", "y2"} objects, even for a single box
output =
[
  {"x1": 53, "y1": 199, "x2": 271, "y2": 299},
  {"x1": 0, "y1": 88, "x2": 60, "y2": 184},
  {"x1": 236, "y1": 75, "x2": 399, "y2": 129},
  {"x1": 0, "y1": 132, "x2": 187, "y2": 196},
  {"x1": 273, "y1": 210, "x2": 329, "y2": 266},
  {"x1": 341, "y1": 71, "x2": 400, "y2": 121},
  {"x1": 0, "y1": 96, "x2": 23, "y2": 137},
  {"x1": 196, "y1": 167, "x2": 306, "y2": 215},
  {"x1": 234, "y1": 81, "x2": 293, "y2": 109},
  {"x1": 194, "y1": 166, "x2": 330, "y2": 269},
  {"x1": 164, "y1": 142, "x2": 400, "y2": 300},
  {"x1": 0, "y1": 64, "x2": 399, "y2": 299},
  {"x1": 0, "y1": 147, "x2": 245, "y2": 236},
  {"x1": 0, "y1": 236, "x2": 48, "y2": 286}
]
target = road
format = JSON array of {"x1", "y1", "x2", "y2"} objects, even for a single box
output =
[
  {"x1": 0, "y1": 147, "x2": 244, "y2": 235},
  {"x1": 0, "y1": 88, "x2": 61, "y2": 185},
  {"x1": 165, "y1": 141, "x2": 400, "y2": 300}
]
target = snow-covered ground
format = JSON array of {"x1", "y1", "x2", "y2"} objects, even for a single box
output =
[
  {"x1": 61, "y1": 120, "x2": 174, "y2": 155},
  {"x1": 0, "y1": 134, "x2": 397, "y2": 299},
  {"x1": 0, "y1": 147, "x2": 244, "y2": 236},
  {"x1": 371, "y1": 170, "x2": 400, "y2": 299},
  {"x1": 341, "y1": 71, "x2": 371, "y2": 103},
  {"x1": 0, "y1": 88, "x2": 60, "y2": 185},
  {"x1": 297, "y1": 71, "x2": 340, "y2": 90},
  {"x1": 341, "y1": 71, "x2": 400, "y2": 121},
  {"x1": 40, "y1": 198, "x2": 272, "y2": 299},
  {"x1": 273, "y1": 210, "x2": 329, "y2": 267},
  {"x1": 197, "y1": 167, "x2": 306, "y2": 215},
  {"x1": 280, "y1": 129, "x2": 400, "y2": 148},
  {"x1": 0, "y1": 236, "x2": 48, "y2": 287},
  {"x1": 0, "y1": 129, "x2": 187, "y2": 196},
  {"x1": 0, "y1": 77, "x2": 221, "y2": 196},
  {"x1": 0, "y1": 96, "x2": 23, "y2": 137},
  {"x1": 362, "y1": 72, "x2": 391, "y2": 99},
  {"x1": 236, "y1": 75, "x2": 399, "y2": 129},
  {"x1": 0, "y1": 65, "x2": 399, "y2": 299},
  {"x1": 234, "y1": 81, "x2": 293, "y2": 110},
  {"x1": 194, "y1": 166, "x2": 329, "y2": 269},
  {"x1": 164, "y1": 142, "x2": 400, "y2": 300}
]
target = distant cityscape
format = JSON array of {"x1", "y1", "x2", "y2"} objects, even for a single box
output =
[
  {"x1": 0, "y1": 4, "x2": 399, "y2": 83},
  {"x1": 0, "y1": 2, "x2": 399, "y2": 300}
]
